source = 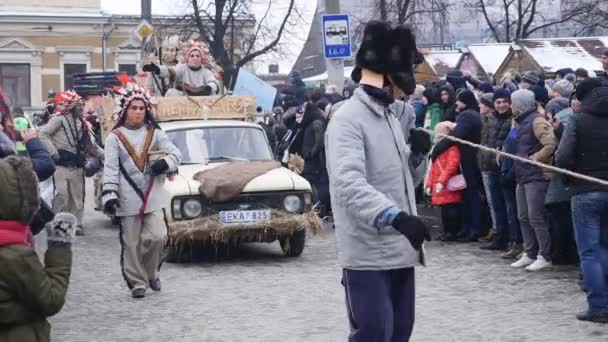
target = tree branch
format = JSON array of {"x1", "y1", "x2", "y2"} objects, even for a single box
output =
[
  {"x1": 236, "y1": 0, "x2": 295, "y2": 67},
  {"x1": 479, "y1": 0, "x2": 503, "y2": 42}
]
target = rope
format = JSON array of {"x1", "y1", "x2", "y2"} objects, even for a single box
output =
[{"x1": 414, "y1": 127, "x2": 608, "y2": 188}]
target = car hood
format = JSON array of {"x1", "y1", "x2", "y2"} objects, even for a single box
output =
[{"x1": 167, "y1": 162, "x2": 312, "y2": 196}]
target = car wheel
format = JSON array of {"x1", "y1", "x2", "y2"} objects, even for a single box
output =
[
  {"x1": 279, "y1": 229, "x2": 306, "y2": 257},
  {"x1": 164, "y1": 242, "x2": 192, "y2": 263}
]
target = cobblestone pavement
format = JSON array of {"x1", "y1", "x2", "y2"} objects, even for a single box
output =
[{"x1": 38, "y1": 182, "x2": 607, "y2": 342}]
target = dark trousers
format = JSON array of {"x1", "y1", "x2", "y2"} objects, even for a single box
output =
[
  {"x1": 441, "y1": 203, "x2": 462, "y2": 236},
  {"x1": 545, "y1": 202, "x2": 579, "y2": 265},
  {"x1": 342, "y1": 268, "x2": 415, "y2": 342},
  {"x1": 462, "y1": 186, "x2": 482, "y2": 237}
]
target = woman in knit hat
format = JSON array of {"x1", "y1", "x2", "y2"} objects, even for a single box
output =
[
  {"x1": 102, "y1": 82, "x2": 182, "y2": 299},
  {"x1": 0, "y1": 155, "x2": 77, "y2": 342}
]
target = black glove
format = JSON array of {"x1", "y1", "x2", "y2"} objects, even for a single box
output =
[
  {"x1": 391, "y1": 211, "x2": 431, "y2": 250},
  {"x1": 58, "y1": 149, "x2": 76, "y2": 163},
  {"x1": 409, "y1": 128, "x2": 432, "y2": 155},
  {"x1": 104, "y1": 198, "x2": 120, "y2": 215},
  {"x1": 143, "y1": 63, "x2": 161, "y2": 75},
  {"x1": 150, "y1": 159, "x2": 169, "y2": 176},
  {"x1": 201, "y1": 86, "x2": 213, "y2": 96}
]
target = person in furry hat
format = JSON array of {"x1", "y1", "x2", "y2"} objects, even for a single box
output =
[
  {"x1": 38, "y1": 90, "x2": 103, "y2": 236},
  {"x1": 102, "y1": 82, "x2": 182, "y2": 299},
  {"x1": 326, "y1": 21, "x2": 431, "y2": 341},
  {"x1": 143, "y1": 40, "x2": 220, "y2": 97},
  {"x1": 0, "y1": 153, "x2": 77, "y2": 342}
]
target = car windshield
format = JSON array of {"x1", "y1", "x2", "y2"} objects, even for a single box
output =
[{"x1": 166, "y1": 126, "x2": 273, "y2": 164}]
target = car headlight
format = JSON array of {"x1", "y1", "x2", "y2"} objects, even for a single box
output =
[
  {"x1": 283, "y1": 195, "x2": 302, "y2": 213},
  {"x1": 182, "y1": 199, "x2": 202, "y2": 219}
]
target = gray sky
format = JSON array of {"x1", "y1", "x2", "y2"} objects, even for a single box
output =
[{"x1": 101, "y1": 0, "x2": 318, "y2": 74}]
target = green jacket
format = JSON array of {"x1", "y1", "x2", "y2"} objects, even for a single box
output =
[
  {"x1": 426, "y1": 103, "x2": 442, "y2": 140},
  {"x1": 0, "y1": 244, "x2": 72, "y2": 342}
]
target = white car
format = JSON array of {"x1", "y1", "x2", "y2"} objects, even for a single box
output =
[{"x1": 159, "y1": 119, "x2": 315, "y2": 261}]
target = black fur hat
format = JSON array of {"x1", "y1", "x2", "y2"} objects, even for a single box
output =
[{"x1": 355, "y1": 21, "x2": 419, "y2": 94}]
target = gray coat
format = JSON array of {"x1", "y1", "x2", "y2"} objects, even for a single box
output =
[
  {"x1": 325, "y1": 88, "x2": 424, "y2": 270},
  {"x1": 102, "y1": 126, "x2": 182, "y2": 217}
]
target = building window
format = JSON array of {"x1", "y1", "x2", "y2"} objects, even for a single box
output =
[
  {"x1": 118, "y1": 64, "x2": 137, "y2": 76},
  {"x1": 63, "y1": 63, "x2": 87, "y2": 91},
  {"x1": 0, "y1": 64, "x2": 30, "y2": 107}
]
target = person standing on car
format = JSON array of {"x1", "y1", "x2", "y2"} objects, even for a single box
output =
[
  {"x1": 326, "y1": 21, "x2": 431, "y2": 341},
  {"x1": 39, "y1": 91, "x2": 103, "y2": 236},
  {"x1": 102, "y1": 83, "x2": 181, "y2": 299}
]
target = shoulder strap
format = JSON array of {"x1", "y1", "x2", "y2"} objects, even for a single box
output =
[
  {"x1": 112, "y1": 126, "x2": 155, "y2": 172},
  {"x1": 119, "y1": 160, "x2": 145, "y2": 202}
]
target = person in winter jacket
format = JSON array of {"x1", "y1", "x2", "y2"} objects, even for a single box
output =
[
  {"x1": 543, "y1": 98, "x2": 577, "y2": 265},
  {"x1": 298, "y1": 102, "x2": 329, "y2": 215},
  {"x1": 555, "y1": 82, "x2": 608, "y2": 323},
  {"x1": 102, "y1": 83, "x2": 182, "y2": 299},
  {"x1": 432, "y1": 89, "x2": 482, "y2": 241},
  {"x1": 0, "y1": 154, "x2": 77, "y2": 342},
  {"x1": 509, "y1": 89, "x2": 556, "y2": 272},
  {"x1": 410, "y1": 84, "x2": 427, "y2": 128},
  {"x1": 423, "y1": 86, "x2": 441, "y2": 136},
  {"x1": 498, "y1": 125, "x2": 524, "y2": 259},
  {"x1": 325, "y1": 21, "x2": 431, "y2": 341},
  {"x1": 439, "y1": 83, "x2": 457, "y2": 123},
  {"x1": 426, "y1": 121, "x2": 463, "y2": 241},
  {"x1": 479, "y1": 88, "x2": 516, "y2": 251}
]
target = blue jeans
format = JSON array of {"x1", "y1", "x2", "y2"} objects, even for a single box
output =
[
  {"x1": 571, "y1": 192, "x2": 608, "y2": 312},
  {"x1": 502, "y1": 183, "x2": 522, "y2": 243},
  {"x1": 484, "y1": 172, "x2": 509, "y2": 244}
]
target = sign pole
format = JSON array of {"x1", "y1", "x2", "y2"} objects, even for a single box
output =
[{"x1": 322, "y1": 1, "x2": 347, "y2": 94}]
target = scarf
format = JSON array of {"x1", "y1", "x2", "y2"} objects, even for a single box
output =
[
  {"x1": 361, "y1": 84, "x2": 395, "y2": 106},
  {"x1": 0, "y1": 220, "x2": 28, "y2": 246}
]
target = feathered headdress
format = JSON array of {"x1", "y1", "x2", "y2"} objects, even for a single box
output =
[
  {"x1": 180, "y1": 39, "x2": 211, "y2": 64},
  {"x1": 53, "y1": 90, "x2": 82, "y2": 115},
  {"x1": 111, "y1": 75, "x2": 154, "y2": 121},
  {"x1": 162, "y1": 35, "x2": 181, "y2": 50}
]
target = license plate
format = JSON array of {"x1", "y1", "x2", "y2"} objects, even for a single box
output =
[{"x1": 219, "y1": 210, "x2": 271, "y2": 224}]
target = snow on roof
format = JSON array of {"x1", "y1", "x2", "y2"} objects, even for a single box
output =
[
  {"x1": 424, "y1": 51, "x2": 462, "y2": 77},
  {"x1": 303, "y1": 66, "x2": 355, "y2": 82},
  {"x1": 519, "y1": 37, "x2": 608, "y2": 73},
  {"x1": 466, "y1": 43, "x2": 513, "y2": 75}
]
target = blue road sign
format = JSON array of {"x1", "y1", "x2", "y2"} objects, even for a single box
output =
[{"x1": 322, "y1": 14, "x2": 351, "y2": 59}]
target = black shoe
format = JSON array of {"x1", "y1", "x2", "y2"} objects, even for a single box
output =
[
  {"x1": 76, "y1": 226, "x2": 85, "y2": 236},
  {"x1": 576, "y1": 310, "x2": 608, "y2": 323},
  {"x1": 440, "y1": 233, "x2": 457, "y2": 242},
  {"x1": 480, "y1": 240, "x2": 508, "y2": 251},
  {"x1": 149, "y1": 278, "x2": 161, "y2": 292},
  {"x1": 131, "y1": 288, "x2": 146, "y2": 299}
]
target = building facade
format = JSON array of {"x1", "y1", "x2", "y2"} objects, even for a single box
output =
[{"x1": 0, "y1": 0, "x2": 255, "y2": 111}]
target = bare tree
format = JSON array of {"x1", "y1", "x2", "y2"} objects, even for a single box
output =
[
  {"x1": 467, "y1": 0, "x2": 602, "y2": 42},
  {"x1": 181, "y1": 0, "x2": 297, "y2": 87},
  {"x1": 376, "y1": 0, "x2": 451, "y2": 25}
]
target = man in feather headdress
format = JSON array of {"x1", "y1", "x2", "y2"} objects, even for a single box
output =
[
  {"x1": 102, "y1": 82, "x2": 181, "y2": 298},
  {"x1": 39, "y1": 90, "x2": 104, "y2": 236},
  {"x1": 143, "y1": 40, "x2": 220, "y2": 97},
  {"x1": 144, "y1": 35, "x2": 180, "y2": 96}
]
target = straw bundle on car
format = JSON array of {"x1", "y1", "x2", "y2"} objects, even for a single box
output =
[{"x1": 168, "y1": 209, "x2": 321, "y2": 244}]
